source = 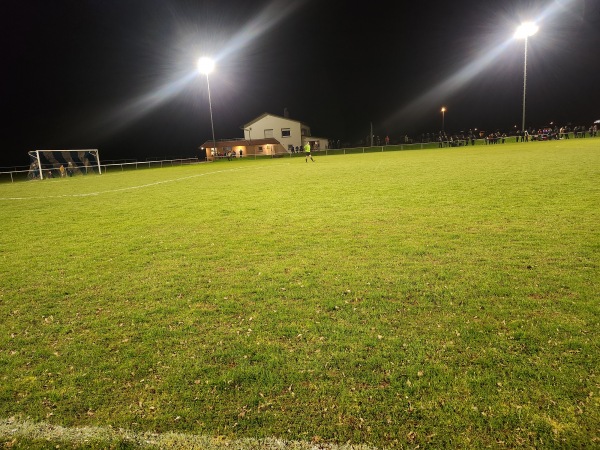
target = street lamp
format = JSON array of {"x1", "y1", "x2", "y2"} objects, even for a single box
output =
[
  {"x1": 514, "y1": 22, "x2": 538, "y2": 134},
  {"x1": 197, "y1": 57, "x2": 217, "y2": 159},
  {"x1": 441, "y1": 107, "x2": 446, "y2": 133}
]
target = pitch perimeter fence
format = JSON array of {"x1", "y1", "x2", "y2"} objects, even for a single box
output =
[
  {"x1": 3, "y1": 144, "x2": 449, "y2": 182},
  {"x1": 0, "y1": 132, "x2": 584, "y2": 183},
  {"x1": 238, "y1": 138, "x2": 487, "y2": 160},
  {"x1": 0, "y1": 157, "x2": 202, "y2": 184}
]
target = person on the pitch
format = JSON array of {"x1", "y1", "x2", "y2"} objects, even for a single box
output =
[{"x1": 304, "y1": 142, "x2": 315, "y2": 162}]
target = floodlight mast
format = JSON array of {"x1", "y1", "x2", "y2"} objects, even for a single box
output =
[
  {"x1": 441, "y1": 107, "x2": 446, "y2": 133},
  {"x1": 515, "y1": 22, "x2": 538, "y2": 133},
  {"x1": 197, "y1": 57, "x2": 217, "y2": 160}
]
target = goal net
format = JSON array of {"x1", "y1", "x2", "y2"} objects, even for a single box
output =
[{"x1": 27, "y1": 149, "x2": 102, "y2": 180}]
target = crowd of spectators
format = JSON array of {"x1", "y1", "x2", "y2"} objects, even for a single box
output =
[
  {"x1": 326, "y1": 122, "x2": 597, "y2": 149},
  {"x1": 413, "y1": 122, "x2": 598, "y2": 146}
]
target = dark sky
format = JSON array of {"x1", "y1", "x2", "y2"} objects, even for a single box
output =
[{"x1": 2, "y1": 0, "x2": 599, "y2": 167}]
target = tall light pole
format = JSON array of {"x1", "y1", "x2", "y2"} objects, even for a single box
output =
[
  {"x1": 441, "y1": 107, "x2": 446, "y2": 133},
  {"x1": 514, "y1": 22, "x2": 538, "y2": 134},
  {"x1": 197, "y1": 57, "x2": 217, "y2": 159}
]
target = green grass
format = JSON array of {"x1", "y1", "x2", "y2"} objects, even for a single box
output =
[{"x1": 1, "y1": 140, "x2": 599, "y2": 449}]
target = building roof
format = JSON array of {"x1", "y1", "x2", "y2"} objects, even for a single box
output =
[{"x1": 242, "y1": 112, "x2": 309, "y2": 128}]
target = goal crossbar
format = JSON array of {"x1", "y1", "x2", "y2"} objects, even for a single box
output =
[{"x1": 28, "y1": 149, "x2": 102, "y2": 180}]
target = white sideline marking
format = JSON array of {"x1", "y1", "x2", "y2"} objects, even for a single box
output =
[
  {"x1": 0, "y1": 417, "x2": 379, "y2": 450},
  {"x1": 0, "y1": 165, "x2": 272, "y2": 201}
]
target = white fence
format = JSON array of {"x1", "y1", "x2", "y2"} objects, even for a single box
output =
[
  {"x1": 0, "y1": 157, "x2": 201, "y2": 183},
  {"x1": 3, "y1": 133, "x2": 584, "y2": 182}
]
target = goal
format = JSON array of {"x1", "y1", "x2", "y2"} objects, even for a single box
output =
[{"x1": 28, "y1": 149, "x2": 102, "y2": 180}]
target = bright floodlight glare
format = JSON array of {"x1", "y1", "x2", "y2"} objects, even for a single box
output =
[
  {"x1": 514, "y1": 22, "x2": 539, "y2": 39},
  {"x1": 441, "y1": 107, "x2": 446, "y2": 112},
  {"x1": 197, "y1": 57, "x2": 215, "y2": 75}
]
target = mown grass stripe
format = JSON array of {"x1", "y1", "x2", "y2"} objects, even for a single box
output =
[{"x1": 1, "y1": 140, "x2": 598, "y2": 448}]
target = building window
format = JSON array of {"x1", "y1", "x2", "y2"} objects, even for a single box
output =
[
  {"x1": 264, "y1": 129, "x2": 274, "y2": 138},
  {"x1": 257, "y1": 146, "x2": 264, "y2": 153},
  {"x1": 281, "y1": 128, "x2": 291, "y2": 137}
]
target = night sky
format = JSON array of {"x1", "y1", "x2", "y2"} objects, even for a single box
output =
[{"x1": 2, "y1": 0, "x2": 599, "y2": 167}]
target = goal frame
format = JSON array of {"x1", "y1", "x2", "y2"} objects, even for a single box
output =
[{"x1": 28, "y1": 149, "x2": 102, "y2": 180}]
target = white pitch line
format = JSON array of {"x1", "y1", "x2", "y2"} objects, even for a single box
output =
[
  {"x1": 0, "y1": 165, "x2": 272, "y2": 201},
  {"x1": 0, "y1": 417, "x2": 380, "y2": 450}
]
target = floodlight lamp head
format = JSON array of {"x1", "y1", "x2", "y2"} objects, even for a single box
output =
[
  {"x1": 514, "y1": 22, "x2": 539, "y2": 39},
  {"x1": 441, "y1": 107, "x2": 446, "y2": 112},
  {"x1": 197, "y1": 57, "x2": 215, "y2": 75}
]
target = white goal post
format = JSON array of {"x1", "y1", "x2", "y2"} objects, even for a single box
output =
[{"x1": 28, "y1": 149, "x2": 102, "y2": 180}]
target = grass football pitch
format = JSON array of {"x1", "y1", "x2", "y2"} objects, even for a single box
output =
[{"x1": 0, "y1": 139, "x2": 598, "y2": 449}]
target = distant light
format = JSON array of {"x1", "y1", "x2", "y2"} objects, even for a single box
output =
[
  {"x1": 441, "y1": 107, "x2": 446, "y2": 113},
  {"x1": 197, "y1": 57, "x2": 215, "y2": 75},
  {"x1": 514, "y1": 22, "x2": 539, "y2": 39}
]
